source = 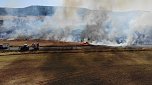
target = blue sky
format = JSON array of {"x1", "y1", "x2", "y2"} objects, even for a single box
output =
[
  {"x1": 0, "y1": 0, "x2": 152, "y2": 11},
  {"x1": 0, "y1": 0, "x2": 63, "y2": 8}
]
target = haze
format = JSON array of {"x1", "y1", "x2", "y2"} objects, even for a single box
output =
[{"x1": 0, "y1": 0, "x2": 152, "y2": 11}]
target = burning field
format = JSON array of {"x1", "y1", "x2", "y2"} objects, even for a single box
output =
[
  {"x1": 0, "y1": 1, "x2": 152, "y2": 84},
  {"x1": 0, "y1": 40, "x2": 151, "y2": 85}
]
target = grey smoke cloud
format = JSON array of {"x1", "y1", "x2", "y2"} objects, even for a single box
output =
[
  {"x1": 0, "y1": 0, "x2": 152, "y2": 46},
  {"x1": 64, "y1": 0, "x2": 112, "y2": 10},
  {"x1": 113, "y1": 0, "x2": 152, "y2": 11},
  {"x1": 63, "y1": 0, "x2": 152, "y2": 11},
  {"x1": 127, "y1": 12, "x2": 152, "y2": 45}
]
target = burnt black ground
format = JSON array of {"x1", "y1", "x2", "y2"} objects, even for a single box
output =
[{"x1": 0, "y1": 51, "x2": 151, "y2": 85}]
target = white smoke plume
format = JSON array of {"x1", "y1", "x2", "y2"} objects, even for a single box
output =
[
  {"x1": 127, "y1": 12, "x2": 152, "y2": 45},
  {"x1": 81, "y1": 9, "x2": 109, "y2": 42},
  {"x1": 63, "y1": 0, "x2": 112, "y2": 43},
  {"x1": 0, "y1": 0, "x2": 151, "y2": 46}
]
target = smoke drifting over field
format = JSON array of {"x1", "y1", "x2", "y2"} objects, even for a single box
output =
[
  {"x1": 0, "y1": 5, "x2": 152, "y2": 46},
  {"x1": 127, "y1": 12, "x2": 152, "y2": 45},
  {"x1": 0, "y1": 6, "x2": 110, "y2": 41}
]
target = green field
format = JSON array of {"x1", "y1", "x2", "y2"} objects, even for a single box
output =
[{"x1": 0, "y1": 51, "x2": 152, "y2": 85}]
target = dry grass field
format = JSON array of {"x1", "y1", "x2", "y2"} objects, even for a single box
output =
[
  {"x1": 0, "y1": 40, "x2": 80, "y2": 46},
  {"x1": 0, "y1": 50, "x2": 151, "y2": 85}
]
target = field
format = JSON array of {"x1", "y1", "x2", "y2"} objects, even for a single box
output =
[
  {"x1": 0, "y1": 40, "x2": 80, "y2": 46},
  {"x1": 0, "y1": 50, "x2": 152, "y2": 85}
]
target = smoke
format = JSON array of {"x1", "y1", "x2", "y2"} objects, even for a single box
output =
[
  {"x1": 81, "y1": 9, "x2": 109, "y2": 42},
  {"x1": 64, "y1": 0, "x2": 83, "y2": 18},
  {"x1": 64, "y1": 0, "x2": 112, "y2": 10},
  {"x1": 0, "y1": 2, "x2": 152, "y2": 46},
  {"x1": 0, "y1": 6, "x2": 85, "y2": 41},
  {"x1": 63, "y1": 0, "x2": 112, "y2": 44},
  {"x1": 0, "y1": 0, "x2": 112, "y2": 43},
  {"x1": 127, "y1": 12, "x2": 152, "y2": 45}
]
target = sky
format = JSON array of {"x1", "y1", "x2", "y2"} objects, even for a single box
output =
[
  {"x1": 0, "y1": 0, "x2": 152, "y2": 11},
  {"x1": 0, "y1": 0, "x2": 63, "y2": 8}
]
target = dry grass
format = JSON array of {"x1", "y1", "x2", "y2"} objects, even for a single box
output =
[
  {"x1": 0, "y1": 40, "x2": 79, "y2": 46},
  {"x1": 0, "y1": 51, "x2": 151, "y2": 85}
]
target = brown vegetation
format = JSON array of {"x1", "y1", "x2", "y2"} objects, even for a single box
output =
[
  {"x1": 0, "y1": 40, "x2": 80, "y2": 46},
  {"x1": 0, "y1": 51, "x2": 151, "y2": 85}
]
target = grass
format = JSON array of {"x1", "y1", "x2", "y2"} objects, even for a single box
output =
[
  {"x1": 0, "y1": 51, "x2": 151, "y2": 85},
  {"x1": 0, "y1": 40, "x2": 79, "y2": 46},
  {"x1": 0, "y1": 54, "x2": 47, "y2": 62}
]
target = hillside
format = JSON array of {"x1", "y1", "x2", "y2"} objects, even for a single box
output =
[{"x1": 0, "y1": 6, "x2": 55, "y2": 16}]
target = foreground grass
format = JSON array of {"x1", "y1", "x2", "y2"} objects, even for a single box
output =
[{"x1": 0, "y1": 51, "x2": 151, "y2": 85}]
